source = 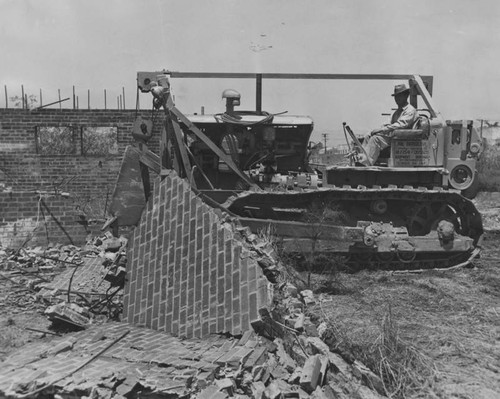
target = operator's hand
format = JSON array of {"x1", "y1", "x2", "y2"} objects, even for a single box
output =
[{"x1": 370, "y1": 128, "x2": 385, "y2": 136}]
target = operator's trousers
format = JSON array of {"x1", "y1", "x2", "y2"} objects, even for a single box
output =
[{"x1": 361, "y1": 133, "x2": 391, "y2": 166}]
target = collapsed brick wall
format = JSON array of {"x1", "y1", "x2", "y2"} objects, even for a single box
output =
[
  {"x1": 123, "y1": 171, "x2": 274, "y2": 338},
  {"x1": 0, "y1": 108, "x2": 162, "y2": 246}
]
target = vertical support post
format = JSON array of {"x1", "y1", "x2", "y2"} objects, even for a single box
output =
[
  {"x1": 58, "y1": 89, "x2": 61, "y2": 109},
  {"x1": 88, "y1": 89, "x2": 90, "y2": 110},
  {"x1": 104, "y1": 89, "x2": 107, "y2": 110},
  {"x1": 256, "y1": 74, "x2": 262, "y2": 113},
  {"x1": 117, "y1": 96, "x2": 120, "y2": 109},
  {"x1": 424, "y1": 76, "x2": 433, "y2": 96},
  {"x1": 21, "y1": 85, "x2": 25, "y2": 109},
  {"x1": 40, "y1": 89, "x2": 43, "y2": 107},
  {"x1": 4, "y1": 85, "x2": 8, "y2": 108},
  {"x1": 73, "y1": 85, "x2": 76, "y2": 109},
  {"x1": 25, "y1": 94, "x2": 28, "y2": 109},
  {"x1": 122, "y1": 87, "x2": 126, "y2": 109},
  {"x1": 77, "y1": 96, "x2": 79, "y2": 109}
]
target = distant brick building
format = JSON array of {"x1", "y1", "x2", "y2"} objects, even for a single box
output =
[{"x1": 0, "y1": 108, "x2": 162, "y2": 247}]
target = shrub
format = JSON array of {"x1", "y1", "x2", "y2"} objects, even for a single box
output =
[{"x1": 477, "y1": 141, "x2": 500, "y2": 191}]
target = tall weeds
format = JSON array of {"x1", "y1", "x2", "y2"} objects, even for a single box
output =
[{"x1": 321, "y1": 304, "x2": 436, "y2": 398}]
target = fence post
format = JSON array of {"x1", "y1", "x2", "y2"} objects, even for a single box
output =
[{"x1": 4, "y1": 85, "x2": 7, "y2": 108}]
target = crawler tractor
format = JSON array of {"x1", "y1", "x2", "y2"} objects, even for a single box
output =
[{"x1": 109, "y1": 71, "x2": 483, "y2": 270}]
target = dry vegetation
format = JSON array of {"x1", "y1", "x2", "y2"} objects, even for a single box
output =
[
  {"x1": 280, "y1": 224, "x2": 500, "y2": 398},
  {"x1": 477, "y1": 141, "x2": 500, "y2": 192}
]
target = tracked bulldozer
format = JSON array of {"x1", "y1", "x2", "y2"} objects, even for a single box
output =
[{"x1": 109, "y1": 71, "x2": 483, "y2": 270}]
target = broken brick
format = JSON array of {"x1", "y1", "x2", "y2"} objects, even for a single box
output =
[
  {"x1": 198, "y1": 384, "x2": 229, "y2": 399},
  {"x1": 243, "y1": 347, "x2": 267, "y2": 369}
]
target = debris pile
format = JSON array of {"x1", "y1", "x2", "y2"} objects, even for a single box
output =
[
  {"x1": 0, "y1": 317, "x2": 385, "y2": 399},
  {"x1": 1, "y1": 233, "x2": 385, "y2": 398},
  {"x1": 0, "y1": 277, "x2": 386, "y2": 399},
  {"x1": 0, "y1": 245, "x2": 81, "y2": 313},
  {"x1": 1, "y1": 233, "x2": 128, "y2": 327}
]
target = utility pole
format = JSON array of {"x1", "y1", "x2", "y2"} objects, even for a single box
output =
[{"x1": 322, "y1": 133, "x2": 328, "y2": 153}]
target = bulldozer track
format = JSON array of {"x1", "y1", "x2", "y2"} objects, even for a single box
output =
[{"x1": 223, "y1": 186, "x2": 483, "y2": 270}]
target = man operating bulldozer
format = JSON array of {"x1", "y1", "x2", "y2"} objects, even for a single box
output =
[{"x1": 358, "y1": 83, "x2": 418, "y2": 166}]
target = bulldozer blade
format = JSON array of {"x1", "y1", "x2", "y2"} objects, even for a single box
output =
[{"x1": 108, "y1": 146, "x2": 147, "y2": 226}]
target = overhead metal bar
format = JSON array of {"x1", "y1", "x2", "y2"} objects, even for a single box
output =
[
  {"x1": 163, "y1": 71, "x2": 433, "y2": 81},
  {"x1": 158, "y1": 71, "x2": 434, "y2": 110}
]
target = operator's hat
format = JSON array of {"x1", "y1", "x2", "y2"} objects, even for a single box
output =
[{"x1": 392, "y1": 83, "x2": 410, "y2": 96}]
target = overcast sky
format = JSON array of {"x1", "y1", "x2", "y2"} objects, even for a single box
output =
[{"x1": 1, "y1": 0, "x2": 500, "y2": 145}]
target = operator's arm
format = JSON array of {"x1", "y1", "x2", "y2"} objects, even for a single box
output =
[{"x1": 370, "y1": 105, "x2": 418, "y2": 135}]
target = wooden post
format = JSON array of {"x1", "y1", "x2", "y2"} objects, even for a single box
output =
[
  {"x1": 88, "y1": 89, "x2": 90, "y2": 109},
  {"x1": 104, "y1": 89, "x2": 107, "y2": 109},
  {"x1": 40, "y1": 88, "x2": 43, "y2": 107},
  {"x1": 72, "y1": 85, "x2": 75, "y2": 109},
  {"x1": 21, "y1": 85, "x2": 25, "y2": 109},
  {"x1": 122, "y1": 87, "x2": 126, "y2": 109},
  {"x1": 4, "y1": 85, "x2": 8, "y2": 108},
  {"x1": 25, "y1": 94, "x2": 28, "y2": 109},
  {"x1": 58, "y1": 89, "x2": 61, "y2": 109},
  {"x1": 77, "y1": 96, "x2": 79, "y2": 109}
]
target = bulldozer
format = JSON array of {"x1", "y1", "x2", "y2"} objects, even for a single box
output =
[{"x1": 109, "y1": 71, "x2": 483, "y2": 270}]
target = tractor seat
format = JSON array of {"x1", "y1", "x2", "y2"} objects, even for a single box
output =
[
  {"x1": 392, "y1": 115, "x2": 430, "y2": 139},
  {"x1": 376, "y1": 115, "x2": 431, "y2": 165}
]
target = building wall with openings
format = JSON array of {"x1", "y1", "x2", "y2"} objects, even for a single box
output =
[{"x1": 0, "y1": 108, "x2": 163, "y2": 247}]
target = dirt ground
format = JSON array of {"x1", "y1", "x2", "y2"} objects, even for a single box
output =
[
  {"x1": 0, "y1": 282, "x2": 53, "y2": 362},
  {"x1": 0, "y1": 193, "x2": 499, "y2": 398}
]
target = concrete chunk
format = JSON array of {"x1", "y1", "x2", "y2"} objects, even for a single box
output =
[
  {"x1": 306, "y1": 336, "x2": 330, "y2": 356},
  {"x1": 299, "y1": 354, "x2": 322, "y2": 393}
]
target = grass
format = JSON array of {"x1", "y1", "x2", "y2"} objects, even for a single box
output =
[{"x1": 300, "y1": 254, "x2": 500, "y2": 399}]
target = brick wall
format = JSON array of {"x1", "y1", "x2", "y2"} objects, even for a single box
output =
[
  {"x1": 0, "y1": 191, "x2": 97, "y2": 248},
  {"x1": 123, "y1": 171, "x2": 274, "y2": 338},
  {"x1": 0, "y1": 108, "x2": 163, "y2": 247}
]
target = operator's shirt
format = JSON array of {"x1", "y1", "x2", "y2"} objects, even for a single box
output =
[{"x1": 381, "y1": 103, "x2": 418, "y2": 133}]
